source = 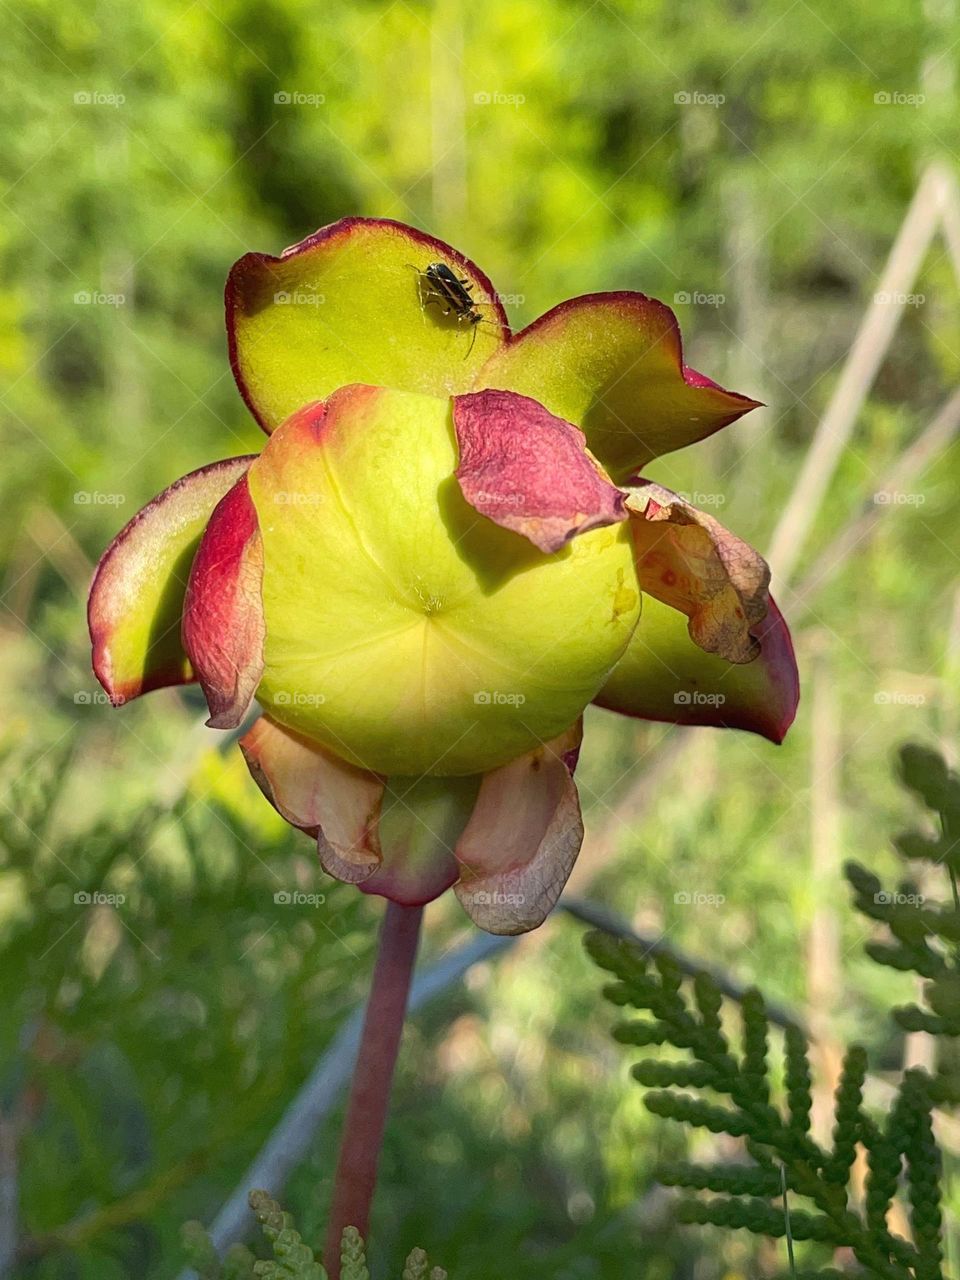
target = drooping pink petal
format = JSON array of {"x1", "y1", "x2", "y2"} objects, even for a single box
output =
[
  {"x1": 594, "y1": 593, "x2": 799, "y2": 744},
  {"x1": 182, "y1": 474, "x2": 265, "y2": 729},
  {"x1": 239, "y1": 715, "x2": 384, "y2": 883},
  {"x1": 452, "y1": 389, "x2": 627, "y2": 554},
  {"x1": 88, "y1": 456, "x2": 255, "y2": 706},
  {"x1": 454, "y1": 721, "x2": 584, "y2": 935},
  {"x1": 625, "y1": 481, "x2": 770, "y2": 664}
]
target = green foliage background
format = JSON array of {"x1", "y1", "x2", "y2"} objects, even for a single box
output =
[{"x1": 1, "y1": 0, "x2": 959, "y2": 1275}]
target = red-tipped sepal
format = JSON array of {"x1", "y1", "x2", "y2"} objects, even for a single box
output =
[
  {"x1": 183, "y1": 473, "x2": 265, "y2": 729},
  {"x1": 88, "y1": 456, "x2": 255, "y2": 706}
]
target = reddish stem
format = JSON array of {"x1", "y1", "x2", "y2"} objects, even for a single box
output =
[{"x1": 324, "y1": 900, "x2": 423, "y2": 1276}]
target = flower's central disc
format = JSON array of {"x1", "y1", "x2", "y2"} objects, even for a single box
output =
[{"x1": 248, "y1": 385, "x2": 639, "y2": 776}]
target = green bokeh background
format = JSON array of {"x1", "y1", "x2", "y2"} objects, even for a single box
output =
[{"x1": 2, "y1": 0, "x2": 959, "y2": 1275}]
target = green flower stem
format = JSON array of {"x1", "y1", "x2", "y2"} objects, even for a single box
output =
[{"x1": 324, "y1": 900, "x2": 424, "y2": 1277}]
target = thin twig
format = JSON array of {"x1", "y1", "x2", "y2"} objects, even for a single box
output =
[
  {"x1": 790, "y1": 384, "x2": 960, "y2": 614},
  {"x1": 767, "y1": 161, "x2": 950, "y2": 587}
]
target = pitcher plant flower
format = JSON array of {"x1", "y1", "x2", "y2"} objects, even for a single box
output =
[{"x1": 88, "y1": 218, "x2": 799, "y2": 939}]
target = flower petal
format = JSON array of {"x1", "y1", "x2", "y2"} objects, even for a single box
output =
[
  {"x1": 182, "y1": 474, "x2": 266, "y2": 729},
  {"x1": 594, "y1": 593, "x2": 799, "y2": 744},
  {"x1": 357, "y1": 776, "x2": 478, "y2": 907},
  {"x1": 452, "y1": 389, "x2": 627, "y2": 554},
  {"x1": 239, "y1": 715, "x2": 384, "y2": 882},
  {"x1": 88, "y1": 456, "x2": 255, "y2": 706},
  {"x1": 247, "y1": 389, "x2": 638, "y2": 778},
  {"x1": 454, "y1": 722, "x2": 584, "y2": 935},
  {"x1": 625, "y1": 481, "x2": 769, "y2": 664},
  {"x1": 227, "y1": 218, "x2": 509, "y2": 433},
  {"x1": 475, "y1": 292, "x2": 760, "y2": 480}
]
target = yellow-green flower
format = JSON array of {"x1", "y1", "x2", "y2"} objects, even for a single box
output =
[{"x1": 88, "y1": 218, "x2": 798, "y2": 934}]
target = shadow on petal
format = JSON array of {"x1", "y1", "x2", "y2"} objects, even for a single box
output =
[{"x1": 595, "y1": 594, "x2": 799, "y2": 744}]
